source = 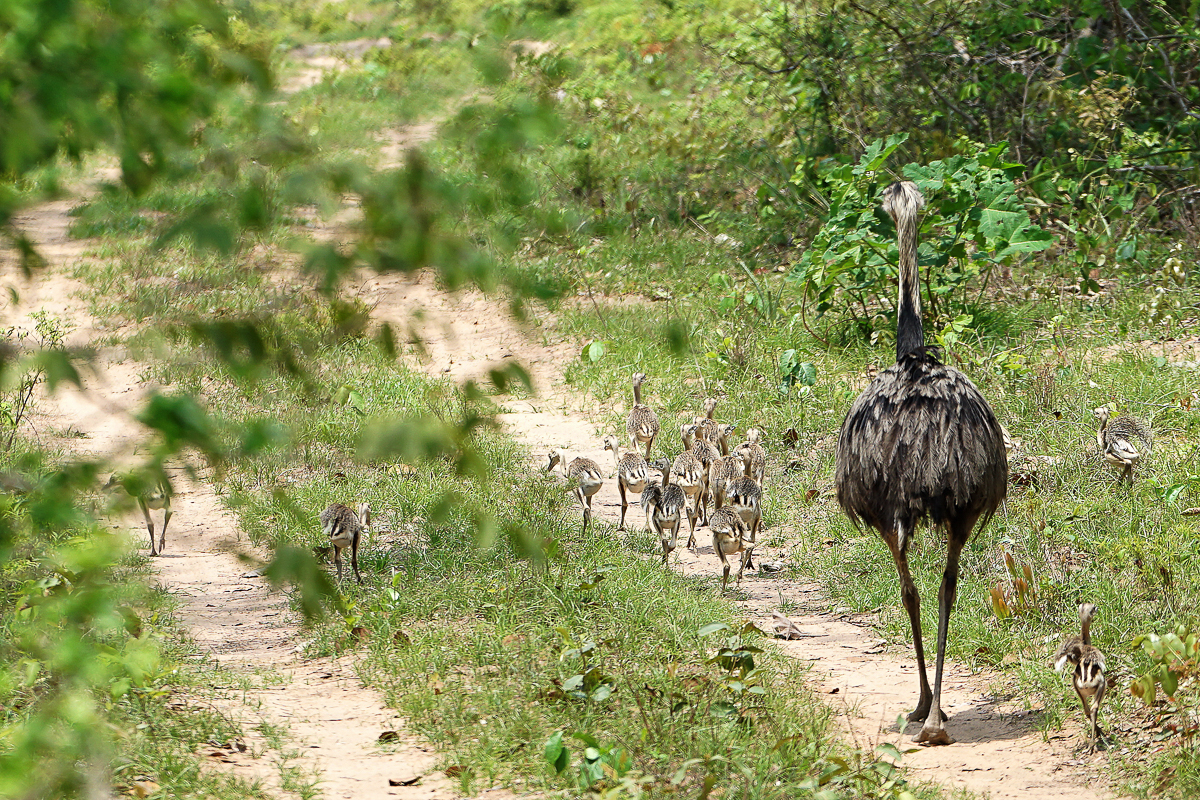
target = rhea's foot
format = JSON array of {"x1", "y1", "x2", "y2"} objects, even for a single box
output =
[{"x1": 914, "y1": 725, "x2": 955, "y2": 746}]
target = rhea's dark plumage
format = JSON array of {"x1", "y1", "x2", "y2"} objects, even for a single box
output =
[{"x1": 835, "y1": 181, "x2": 1007, "y2": 746}]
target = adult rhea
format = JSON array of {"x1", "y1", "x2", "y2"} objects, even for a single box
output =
[{"x1": 835, "y1": 181, "x2": 1008, "y2": 745}]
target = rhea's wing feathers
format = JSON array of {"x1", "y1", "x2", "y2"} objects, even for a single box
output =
[
  {"x1": 1106, "y1": 438, "x2": 1140, "y2": 464},
  {"x1": 1053, "y1": 636, "x2": 1084, "y2": 671},
  {"x1": 663, "y1": 484, "x2": 686, "y2": 514},
  {"x1": 641, "y1": 483, "x2": 664, "y2": 511},
  {"x1": 1110, "y1": 415, "x2": 1152, "y2": 451},
  {"x1": 836, "y1": 358, "x2": 1008, "y2": 533}
]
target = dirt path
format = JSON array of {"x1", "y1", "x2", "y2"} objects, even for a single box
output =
[
  {"x1": 357, "y1": 278, "x2": 1117, "y2": 799},
  {"x1": 3, "y1": 199, "x2": 465, "y2": 800}
]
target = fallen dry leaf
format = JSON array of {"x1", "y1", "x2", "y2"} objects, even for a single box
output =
[
  {"x1": 444, "y1": 765, "x2": 467, "y2": 777},
  {"x1": 130, "y1": 779, "x2": 160, "y2": 798},
  {"x1": 203, "y1": 749, "x2": 238, "y2": 763},
  {"x1": 771, "y1": 612, "x2": 812, "y2": 640},
  {"x1": 389, "y1": 775, "x2": 422, "y2": 786},
  {"x1": 378, "y1": 730, "x2": 400, "y2": 742}
]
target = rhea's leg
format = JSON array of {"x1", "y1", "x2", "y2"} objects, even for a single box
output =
[
  {"x1": 745, "y1": 515, "x2": 759, "y2": 570},
  {"x1": 350, "y1": 531, "x2": 363, "y2": 584},
  {"x1": 618, "y1": 482, "x2": 628, "y2": 531},
  {"x1": 685, "y1": 502, "x2": 698, "y2": 549},
  {"x1": 915, "y1": 519, "x2": 974, "y2": 745},
  {"x1": 667, "y1": 520, "x2": 680, "y2": 564},
  {"x1": 576, "y1": 488, "x2": 590, "y2": 533},
  {"x1": 160, "y1": 498, "x2": 172, "y2": 553},
  {"x1": 737, "y1": 543, "x2": 754, "y2": 587},
  {"x1": 140, "y1": 498, "x2": 157, "y2": 556},
  {"x1": 660, "y1": 522, "x2": 675, "y2": 565},
  {"x1": 1092, "y1": 682, "x2": 1106, "y2": 741},
  {"x1": 714, "y1": 534, "x2": 731, "y2": 590},
  {"x1": 887, "y1": 524, "x2": 933, "y2": 725}
]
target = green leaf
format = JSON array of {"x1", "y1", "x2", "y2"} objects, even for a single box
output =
[
  {"x1": 709, "y1": 701, "x2": 737, "y2": 718},
  {"x1": 544, "y1": 731, "x2": 569, "y2": 773},
  {"x1": 698, "y1": 622, "x2": 731, "y2": 637},
  {"x1": 1160, "y1": 665, "x2": 1179, "y2": 697},
  {"x1": 581, "y1": 340, "x2": 605, "y2": 362},
  {"x1": 488, "y1": 362, "x2": 532, "y2": 394},
  {"x1": 136, "y1": 393, "x2": 223, "y2": 463},
  {"x1": 1130, "y1": 673, "x2": 1156, "y2": 704},
  {"x1": 876, "y1": 742, "x2": 904, "y2": 760},
  {"x1": 34, "y1": 350, "x2": 82, "y2": 390},
  {"x1": 852, "y1": 133, "x2": 909, "y2": 176},
  {"x1": 995, "y1": 225, "x2": 1053, "y2": 259},
  {"x1": 797, "y1": 362, "x2": 817, "y2": 386}
]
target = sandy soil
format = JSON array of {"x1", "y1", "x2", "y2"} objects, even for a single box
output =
[
  {"x1": 347, "y1": 271, "x2": 574, "y2": 397},
  {"x1": 2, "y1": 198, "x2": 468, "y2": 800}
]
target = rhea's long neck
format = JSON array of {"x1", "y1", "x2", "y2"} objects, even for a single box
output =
[{"x1": 895, "y1": 206, "x2": 924, "y2": 361}]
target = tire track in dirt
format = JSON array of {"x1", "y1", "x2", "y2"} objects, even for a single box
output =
[
  {"x1": 2, "y1": 196, "x2": 472, "y2": 800},
  {"x1": 360, "y1": 280, "x2": 1118, "y2": 800}
]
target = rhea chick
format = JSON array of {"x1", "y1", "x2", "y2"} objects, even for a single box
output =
[
  {"x1": 320, "y1": 502, "x2": 370, "y2": 584},
  {"x1": 1094, "y1": 406, "x2": 1151, "y2": 484},
  {"x1": 1053, "y1": 602, "x2": 1107, "y2": 751}
]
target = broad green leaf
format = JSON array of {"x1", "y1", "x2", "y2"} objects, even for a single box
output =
[{"x1": 581, "y1": 340, "x2": 605, "y2": 362}]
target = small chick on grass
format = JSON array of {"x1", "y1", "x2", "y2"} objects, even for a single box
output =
[
  {"x1": 1053, "y1": 602, "x2": 1107, "y2": 752},
  {"x1": 320, "y1": 502, "x2": 370, "y2": 584}
]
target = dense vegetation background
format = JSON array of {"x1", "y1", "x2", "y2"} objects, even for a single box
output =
[{"x1": 3, "y1": 0, "x2": 1200, "y2": 798}]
